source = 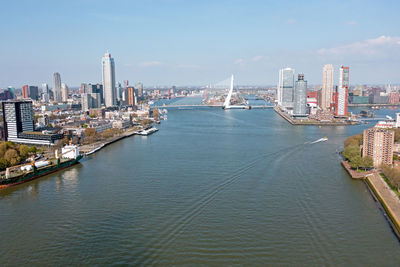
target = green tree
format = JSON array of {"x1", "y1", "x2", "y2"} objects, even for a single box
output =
[
  {"x1": 4, "y1": 149, "x2": 21, "y2": 166},
  {"x1": 19, "y1": 145, "x2": 30, "y2": 158},
  {"x1": 360, "y1": 156, "x2": 373, "y2": 170},
  {"x1": 349, "y1": 155, "x2": 362, "y2": 170},
  {"x1": 0, "y1": 158, "x2": 8, "y2": 169},
  {"x1": 28, "y1": 146, "x2": 37, "y2": 154},
  {"x1": 342, "y1": 145, "x2": 361, "y2": 161},
  {"x1": 394, "y1": 154, "x2": 399, "y2": 161},
  {"x1": 0, "y1": 142, "x2": 7, "y2": 157}
]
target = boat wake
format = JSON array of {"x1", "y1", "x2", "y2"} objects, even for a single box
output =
[{"x1": 306, "y1": 137, "x2": 328, "y2": 145}]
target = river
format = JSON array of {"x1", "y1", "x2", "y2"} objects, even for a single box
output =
[{"x1": 1, "y1": 99, "x2": 400, "y2": 265}]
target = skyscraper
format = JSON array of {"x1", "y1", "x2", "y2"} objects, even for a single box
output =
[
  {"x1": 136, "y1": 82, "x2": 143, "y2": 98},
  {"x1": 293, "y1": 74, "x2": 308, "y2": 116},
  {"x1": 278, "y1": 68, "x2": 295, "y2": 108},
  {"x1": 321, "y1": 64, "x2": 334, "y2": 111},
  {"x1": 335, "y1": 66, "x2": 349, "y2": 117},
  {"x1": 42, "y1": 83, "x2": 49, "y2": 103},
  {"x1": 363, "y1": 128, "x2": 394, "y2": 167},
  {"x1": 53, "y1": 72, "x2": 62, "y2": 102},
  {"x1": 61, "y1": 83, "x2": 68, "y2": 102},
  {"x1": 102, "y1": 52, "x2": 116, "y2": 107},
  {"x1": 22, "y1": 85, "x2": 29, "y2": 99},
  {"x1": 2, "y1": 100, "x2": 34, "y2": 142}
]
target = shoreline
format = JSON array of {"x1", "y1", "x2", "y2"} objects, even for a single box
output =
[
  {"x1": 274, "y1": 106, "x2": 356, "y2": 126},
  {"x1": 341, "y1": 160, "x2": 400, "y2": 240},
  {"x1": 79, "y1": 128, "x2": 139, "y2": 156}
]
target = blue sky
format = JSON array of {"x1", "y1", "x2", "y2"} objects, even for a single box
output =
[{"x1": 0, "y1": 0, "x2": 399, "y2": 87}]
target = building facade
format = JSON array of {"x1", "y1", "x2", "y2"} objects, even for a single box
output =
[
  {"x1": 321, "y1": 64, "x2": 333, "y2": 111},
  {"x1": 335, "y1": 66, "x2": 349, "y2": 117},
  {"x1": 42, "y1": 83, "x2": 49, "y2": 102},
  {"x1": 61, "y1": 83, "x2": 68, "y2": 102},
  {"x1": 293, "y1": 74, "x2": 308, "y2": 116},
  {"x1": 363, "y1": 128, "x2": 394, "y2": 167},
  {"x1": 102, "y1": 52, "x2": 116, "y2": 107},
  {"x1": 278, "y1": 68, "x2": 295, "y2": 108},
  {"x1": 53, "y1": 72, "x2": 62, "y2": 102}
]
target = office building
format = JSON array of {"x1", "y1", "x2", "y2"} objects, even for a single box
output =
[
  {"x1": 321, "y1": 64, "x2": 334, "y2": 111},
  {"x1": 2, "y1": 100, "x2": 63, "y2": 145},
  {"x1": 53, "y1": 72, "x2": 62, "y2": 102},
  {"x1": 29, "y1": 86, "x2": 39, "y2": 101},
  {"x1": 7, "y1": 87, "x2": 15, "y2": 99},
  {"x1": 335, "y1": 66, "x2": 349, "y2": 117},
  {"x1": 363, "y1": 128, "x2": 394, "y2": 167},
  {"x1": 293, "y1": 74, "x2": 308, "y2": 116},
  {"x1": 278, "y1": 68, "x2": 295, "y2": 108},
  {"x1": 61, "y1": 83, "x2": 68, "y2": 102},
  {"x1": 102, "y1": 52, "x2": 116, "y2": 107}
]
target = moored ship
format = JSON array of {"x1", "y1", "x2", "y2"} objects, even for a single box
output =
[{"x1": 0, "y1": 144, "x2": 83, "y2": 189}]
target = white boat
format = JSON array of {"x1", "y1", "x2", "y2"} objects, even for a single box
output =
[{"x1": 138, "y1": 127, "x2": 159, "y2": 136}]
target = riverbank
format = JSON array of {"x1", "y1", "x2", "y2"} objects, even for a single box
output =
[
  {"x1": 365, "y1": 173, "x2": 400, "y2": 239},
  {"x1": 342, "y1": 160, "x2": 400, "y2": 240},
  {"x1": 274, "y1": 106, "x2": 356, "y2": 126},
  {"x1": 79, "y1": 128, "x2": 138, "y2": 155}
]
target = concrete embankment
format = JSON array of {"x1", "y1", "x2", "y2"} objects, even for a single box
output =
[
  {"x1": 80, "y1": 129, "x2": 138, "y2": 155},
  {"x1": 342, "y1": 160, "x2": 400, "y2": 239},
  {"x1": 365, "y1": 173, "x2": 400, "y2": 239}
]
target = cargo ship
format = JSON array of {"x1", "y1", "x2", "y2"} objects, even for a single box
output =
[{"x1": 0, "y1": 144, "x2": 83, "y2": 189}]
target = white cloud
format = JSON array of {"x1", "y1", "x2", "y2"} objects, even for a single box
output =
[
  {"x1": 234, "y1": 58, "x2": 244, "y2": 65},
  {"x1": 317, "y1": 35, "x2": 400, "y2": 57},
  {"x1": 138, "y1": 61, "x2": 164, "y2": 67},
  {"x1": 251, "y1": 55, "x2": 264, "y2": 62}
]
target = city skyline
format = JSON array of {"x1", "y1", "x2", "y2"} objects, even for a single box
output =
[{"x1": 0, "y1": 0, "x2": 400, "y2": 87}]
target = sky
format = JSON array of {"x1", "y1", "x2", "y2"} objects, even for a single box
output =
[{"x1": 0, "y1": 0, "x2": 399, "y2": 87}]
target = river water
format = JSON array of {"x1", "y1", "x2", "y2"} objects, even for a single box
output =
[{"x1": 1, "y1": 99, "x2": 400, "y2": 266}]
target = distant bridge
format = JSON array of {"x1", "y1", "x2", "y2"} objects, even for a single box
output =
[{"x1": 152, "y1": 104, "x2": 274, "y2": 109}]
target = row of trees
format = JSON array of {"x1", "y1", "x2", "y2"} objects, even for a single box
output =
[
  {"x1": 382, "y1": 165, "x2": 400, "y2": 190},
  {"x1": 343, "y1": 133, "x2": 373, "y2": 170},
  {"x1": 83, "y1": 128, "x2": 123, "y2": 145},
  {"x1": 0, "y1": 142, "x2": 38, "y2": 170}
]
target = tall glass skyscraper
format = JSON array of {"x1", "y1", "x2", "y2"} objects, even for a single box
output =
[
  {"x1": 293, "y1": 74, "x2": 308, "y2": 116},
  {"x1": 278, "y1": 68, "x2": 295, "y2": 108},
  {"x1": 53, "y1": 72, "x2": 62, "y2": 102},
  {"x1": 102, "y1": 52, "x2": 116, "y2": 107},
  {"x1": 321, "y1": 64, "x2": 334, "y2": 111},
  {"x1": 336, "y1": 66, "x2": 349, "y2": 116}
]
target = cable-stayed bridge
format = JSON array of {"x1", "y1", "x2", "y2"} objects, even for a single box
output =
[{"x1": 151, "y1": 75, "x2": 273, "y2": 110}]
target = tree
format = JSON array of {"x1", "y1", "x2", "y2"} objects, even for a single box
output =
[
  {"x1": 0, "y1": 142, "x2": 7, "y2": 157},
  {"x1": 349, "y1": 155, "x2": 362, "y2": 170},
  {"x1": 28, "y1": 146, "x2": 37, "y2": 154},
  {"x1": 19, "y1": 145, "x2": 30, "y2": 158},
  {"x1": 360, "y1": 156, "x2": 373, "y2": 170},
  {"x1": 394, "y1": 154, "x2": 399, "y2": 161},
  {"x1": 4, "y1": 149, "x2": 20, "y2": 166},
  {"x1": 342, "y1": 145, "x2": 360, "y2": 161},
  {"x1": 0, "y1": 158, "x2": 8, "y2": 169},
  {"x1": 153, "y1": 108, "x2": 160, "y2": 120},
  {"x1": 84, "y1": 128, "x2": 97, "y2": 138}
]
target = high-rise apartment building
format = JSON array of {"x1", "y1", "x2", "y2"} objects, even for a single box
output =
[
  {"x1": 53, "y1": 72, "x2": 62, "y2": 102},
  {"x1": 278, "y1": 68, "x2": 295, "y2": 108},
  {"x1": 29, "y1": 86, "x2": 39, "y2": 101},
  {"x1": 102, "y1": 52, "x2": 116, "y2": 107},
  {"x1": 335, "y1": 66, "x2": 349, "y2": 117},
  {"x1": 61, "y1": 83, "x2": 68, "y2": 102},
  {"x1": 293, "y1": 74, "x2": 308, "y2": 116},
  {"x1": 363, "y1": 128, "x2": 394, "y2": 167},
  {"x1": 321, "y1": 64, "x2": 334, "y2": 111},
  {"x1": 42, "y1": 83, "x2": 49, "y2": 102}
]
